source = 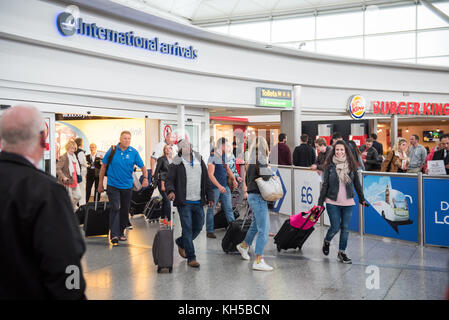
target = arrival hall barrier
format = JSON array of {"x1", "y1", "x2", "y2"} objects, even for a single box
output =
[{"x1": 269, "y1": 165, "x2": 448, "y2": 248}]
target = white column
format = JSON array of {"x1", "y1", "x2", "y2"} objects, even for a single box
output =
[
  {"x1": 201, "y1": 108, "x2": 210, "y2": 159},
  {"x1": 293, "y1": 85, "x2": 302, "y2": 148},
  {"x1": 177, "y1": 104, "x2": 185, "y2": 142},
  {"x1": 390, "y1": 114, "x2": 398, "y2": 148}
]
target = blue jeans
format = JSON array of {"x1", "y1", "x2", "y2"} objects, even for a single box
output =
[
  {"x1": 175, "y1": 203, "x2": 205, "y2": 262},
  {"x1": 324, "y1": 203, "x2": 354, "y2": 251},
  {"x1": 206, "y1": 186, "x2": 235, "y2": 233},
  {"x1": 244, "y1": 193, "x2": 270, "y2": 256},
  {"x1": 106, "y1": 185, "x2": 132, "y2": 240}
]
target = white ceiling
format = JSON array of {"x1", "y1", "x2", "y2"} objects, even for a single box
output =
[{"x1": 112, "y1": 0, "x2": 409, "y2": 25}]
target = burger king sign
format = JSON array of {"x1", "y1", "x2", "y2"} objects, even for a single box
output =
[{"x1": 348, "y1": 95, "x2": 366, "y2": 119}]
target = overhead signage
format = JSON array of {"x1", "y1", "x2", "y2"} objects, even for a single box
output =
[
  {"x1": 256, "y1": 88, "x2": 292, "y2": 108},
  {"x1": 372, "y1": 101, "x2": 449, "y2": 116},
  {"x1": 347, "y1": 95, "x2": 366, "y2": 119},
  {"x1": 56, "y1": 12, "x2": 198, "y2": 60}
]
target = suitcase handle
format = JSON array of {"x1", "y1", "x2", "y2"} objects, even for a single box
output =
[
  {"x1": 241, "y1": 201, "x2": 251, "y2": 231},
  {"x1": 94, "y1": 192, "x2": 107, "y2": 211},
  {"x1": 297, "y1": 206, "x2": 325, "y2": 230}
]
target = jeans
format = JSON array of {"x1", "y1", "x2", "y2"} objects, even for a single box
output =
[
  {"x1": 106, "y1": 185, "x2": 132, "y2": 239},
  {"x1": 206, "y1": 186, "x2": 235, "y2": 233},
  {"x1": 158, "y1": 185, "x2": 171, "y2": 221},
  {"x1": 244, "y1": 193, "x2": 269, "y2": 256},
  {"x1": 175, "y1": 203, "x2": 205, "y2": 262},
  {"x1": 324, "y1": 203, "x2": 354, "y2": 251}
]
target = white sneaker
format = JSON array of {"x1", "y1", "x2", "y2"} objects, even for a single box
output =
[
  {"x1": 236, "y1": 243, "x2": 250, "y2": 260},
  {"x1": 252, "y1": 259, "x2": 273, "y2": 271}
]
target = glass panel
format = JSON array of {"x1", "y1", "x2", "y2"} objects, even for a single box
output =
[
  {"x1": 316, "y1": 37, "x2": 363, "y2": 59},
  {"x1": 205, "y1": 25, "x2": 229, "y2": 35},
  {"x1": 271, "y1": 16, "x2": 315, "y2": 42},
  {"x1": 365, "y1": 5, "x2": 416, "y2": 34},
  {"x1": 417, "y1": 29, "x2": 449, "y2": 57},
  {"x1": 417, "y1": 1, "x2": 449, "y2": 29},
  {"x1": 316, "y1": 11, "x2": 363, "y2": 39},
  {"x1": 229, "y1": 20, "x2": 271, "y2": 43},
  {"x1": 417, "y1": 56, "x2": 449, "y2": 67},
  {"x1": 365, "y1": 32, "x2": 415, "y2": 60}
]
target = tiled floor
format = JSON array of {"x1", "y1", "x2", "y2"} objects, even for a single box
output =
[{"x1": 81, "y1": 211, "x2": 449, "y2": 300}]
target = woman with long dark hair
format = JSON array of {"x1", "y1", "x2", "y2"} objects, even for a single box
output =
[{"x1": 318, "y1": 140, "x2": 367, "y2": 264}]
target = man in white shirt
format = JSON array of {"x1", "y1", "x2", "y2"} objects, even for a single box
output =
[{"x1": 151, "y1": 132, "x2": 178, "y2": 177}]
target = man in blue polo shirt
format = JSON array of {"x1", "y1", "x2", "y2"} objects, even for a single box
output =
[
  {"x1": 206, "y1": 137, "x2": 238, "y2": 238},
  {"x1": 98, "y1": 131, "x2": 148, "y2": 246}
]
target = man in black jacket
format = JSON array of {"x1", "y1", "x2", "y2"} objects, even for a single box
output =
[
  {"x1": 432, "y1": 133, "x2": 449, "y2": 175},
  {"x1": 293, "y1": 134, "x2": 316, "y2": 167},
  {"x1": 166, "y1": 140, "x2": 214, "y2": 268},
  {"x1": 360, "y1": 138, "x2": 380, "y2": 171},
  {"x1": 0, "y1": 105, "x2": 86, "y2": 299}
]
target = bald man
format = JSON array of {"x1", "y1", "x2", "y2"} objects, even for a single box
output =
[{"x1": 0, "y1": 105, "x2": 86, "y2": 299}]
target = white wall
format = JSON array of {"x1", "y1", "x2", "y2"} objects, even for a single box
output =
[{"x1": 0, "y1": 0, "x2": 448, "y2": 118}]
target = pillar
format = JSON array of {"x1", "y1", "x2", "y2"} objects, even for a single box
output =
[
  {"x1": 177, "y1": 104, "x2": 185, "y2": 142},
  {"x1": 280, "y1": 85, "x2": 301, "y2": 152},
  {"x1": 390, "y1": 114, "x2": 398, "y2": 148}
]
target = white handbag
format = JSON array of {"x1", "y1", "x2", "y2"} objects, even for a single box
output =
[{"x1": 255, "y1": 175, "x2": 284, "y2": 201}]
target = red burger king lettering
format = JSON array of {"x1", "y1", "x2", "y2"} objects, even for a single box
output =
[{"x1": 372, "y1": 101, "x2": 449, "y2": 116}]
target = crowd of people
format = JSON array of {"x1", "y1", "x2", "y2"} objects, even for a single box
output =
[
  {"x1": 270, "y1": 131, "x2": 449, "y2": 175},
  {"x1": 1, "y1": 105, "x2": 448, "y2": 299}
]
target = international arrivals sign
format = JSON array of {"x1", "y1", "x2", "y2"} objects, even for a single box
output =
[{"x1": 56, "y1": 11, "x2": 198, "y2": 60}]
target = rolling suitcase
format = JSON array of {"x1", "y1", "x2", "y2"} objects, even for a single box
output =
[
  {"x1": 75, "y1": 205, "x2": 86, "y2": 225},
  {"x1": 221, "y1": 205, "x2": 252, "y2": 253},
  {"x1": 214, "y1": 205, "x2": 240, "y2": 230},
  {"x1": 129, "y1": 182, "x2": 156, "y2": 216},
  {"x1": 274, "y1": 206, "x2": 325, "y2": 252},
  {"x1": 143, "y1": 196, "x2": 163, "y2": 222},
  {"x1": 83, "y1": 193, "x2": 110, "y2": 237},
  {"x1": 152, "y1": 204, "x2": 174, "y2": 273}
]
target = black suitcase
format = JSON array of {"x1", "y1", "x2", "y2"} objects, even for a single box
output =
[
  {"x1": 83, "y1": 195, "x2": 110, "y2": 237},
  {"x1": 143, "y1": 196, "x2": 163, "y2": 222},
  {"x1": 129, "y1": 183, "x2": 156, "y2": 216},
  {"x1": 221, "y1": 206, "x2": 252, "y2": 253},
  {"x1": 152, "y1": 204, "x2": 173, "y2": 273},
  {"x1": 75, "y1": 205, "x2": 86, "y2": 225},
  {"x1": 214, "y1": 205, "x2": 240, "y2": 230},
  {"x1": 274, "y1": 219, "x2": 314, "y2": 252}
]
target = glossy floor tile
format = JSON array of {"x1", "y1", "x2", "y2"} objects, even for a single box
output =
[{"x1": 81, "y1": 211, "x2": 449, "y2": 300}]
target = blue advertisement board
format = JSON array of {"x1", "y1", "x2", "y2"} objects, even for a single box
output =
[
  {"x1": 424, "y1": 178, "x2": 449, "y2": 247},
  {"x1": 363, "y1": 175, "x2": 418, "y2": 242}
]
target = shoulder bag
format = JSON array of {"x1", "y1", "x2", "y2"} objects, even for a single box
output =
[{"x1": 254, "y1": 164, "x2": 283, "y2": 201}]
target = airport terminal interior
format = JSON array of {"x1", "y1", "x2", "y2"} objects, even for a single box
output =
[
  {"x1": 1, "y1": 0, "x2": 449, "y2": 301},
  {"x1": 83, "y1": 211, "x2": 448, "y2": 300}
]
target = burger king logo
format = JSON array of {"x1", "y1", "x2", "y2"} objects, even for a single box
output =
[{"x1": 348, "y1": 95, "x2": 366, "y2": 119}]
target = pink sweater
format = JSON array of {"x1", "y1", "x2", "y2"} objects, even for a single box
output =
[{"x1": 325, "y1": 180, "x2": 355, "y2": 206}]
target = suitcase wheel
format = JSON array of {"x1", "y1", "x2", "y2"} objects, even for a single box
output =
[{"x1": 277, "y1": 245, "x2": 281, "y2": 252}]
